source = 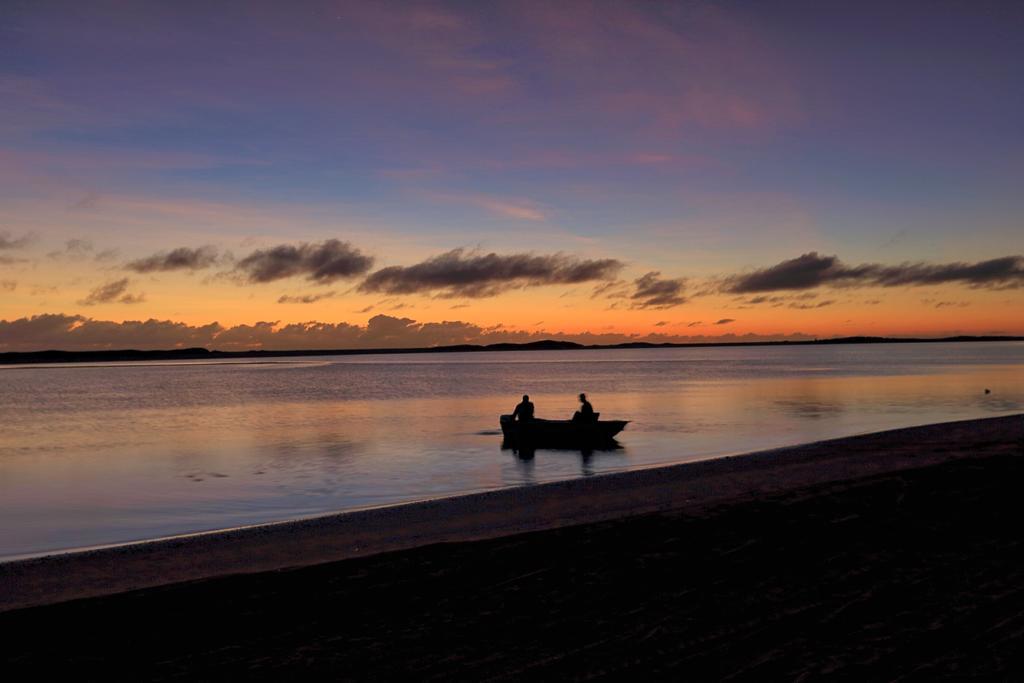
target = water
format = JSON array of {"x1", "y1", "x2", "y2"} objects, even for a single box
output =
[{"x1": 1, "y1": 342, "x2": 1022, "y2": 560}]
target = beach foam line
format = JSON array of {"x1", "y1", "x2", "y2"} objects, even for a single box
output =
[{"x1": 2, "y1": 414, "x2": 1021, "y2": 613}]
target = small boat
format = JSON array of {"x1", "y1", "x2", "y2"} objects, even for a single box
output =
[{"x1": 500, "y1": 413, "x2": 629, "y2": 445}]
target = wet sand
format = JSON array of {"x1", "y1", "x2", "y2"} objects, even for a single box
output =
[{"x1": 2, "y1": 414, "x2": 1023, "y2": 679}]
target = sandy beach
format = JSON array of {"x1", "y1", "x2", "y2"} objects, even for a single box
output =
[{"x1": 2, "y1": 414, "x2": 1022, "y2": 678}]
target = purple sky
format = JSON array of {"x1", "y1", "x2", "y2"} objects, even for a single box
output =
[{"x1": 1, "y1": 1, "x2": 1023, "y2": 350}]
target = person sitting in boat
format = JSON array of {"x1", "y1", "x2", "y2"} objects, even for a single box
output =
[
  {"x1": 512, "y1": 394, "x2": 535, "y2": 422},
  {"x1": 572, "y1": 393, "x2": 596, "y2": 423}
]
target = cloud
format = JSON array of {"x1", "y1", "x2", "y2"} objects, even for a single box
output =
[
  {"x1": 234, "y1": 239, "x2": 374, "y2": 284},
  {"x1": 788, "y1": 300, "x2": 835, "y2": 310},
  {"x1": 67, "y1": 238, "x2": 92, "y2": 253},
  {"x1": 742, "y1": 293, "x2": 817, "y2": 305},
  {"x1": 94, "y1": 248, "x2": 120, "y2": 263},
  {"x1": 630, "y1": 272, "x2": 687, "y2": 309},
  {"x1": 654, "y1": 320, "x2": 669, "y2": 326},
  {"x1": 481, "y1": 200, "x2": 545, "y2": 222},
  {"x1": 687, "y1": 321, "x2": 702, "y2": 327},
  {"x1": 591, "y1": 279, "x2": 631, "y2": 299},
  {"x1": 44, "y1": 240, "x2": 119, "y2": 263},
  {"x1": 278, "y1": 291, "x2": 336, "y2": 304},
  {"x1": 1, "y1": 280, "x2": 16, "y2": 291},
  {"x1": 715, "y1": 318, "x2": 736, "y2": 325},
  {"x1": 723, "y1": 253, "x2": 848, "y2": 293},
  {"x1": 0, "y1": 313, "x2": 814, "y2": 352},
  {"x1": 0, "y1": 314, "x2": 222, "y2": 351},
  {"x1": 77, "y1": 278, "x2": 145, "y2": 305},
  {"x1": 0, "y1": 231, "x2": 33, "y2": 250},
  {"x1": 71, "y1": 192, "x2": 101, "y2": 210},
  {"x1": 428, "y1": 192, "x2": 546, "y2": 221},
  {"x1": 866, "y1": 256, "x2": 1024, "y2": 289},
  {"x1": 126, "y1": 245, "x2": 220, "y2": 273},
  {"x1": 48, "y1": 238, "x2": 93, "y2": 260},
  {"x1": 359, "y1": 248, "x2": 623, "y2": 298},
  {"x1": 724, "y1": 252, "x2": 1024, "y2": 293}
]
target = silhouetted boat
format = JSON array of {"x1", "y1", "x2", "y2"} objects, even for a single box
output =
[{"x1": 499, "y1": 414, "x2": 628, "y2": 445}]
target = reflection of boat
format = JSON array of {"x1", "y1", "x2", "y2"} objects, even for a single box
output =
[{"x1": 499, "y1": 414, "x2": 629, "y2": 445}]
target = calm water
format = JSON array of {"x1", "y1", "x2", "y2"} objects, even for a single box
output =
[{"x1": 1, "y1": 342, "x2": 1022, "y2": 559}]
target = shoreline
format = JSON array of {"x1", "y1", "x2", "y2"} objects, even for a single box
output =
[
  {"x1": 2, "y1": 413, "x2": 1020, "y2": 613},
  {"x1": 2, "y1": 335, "x2": 1021, "y2": 366},
  {"x1": 0, "y1": 413, "x2": 1004, "y2": 565},
  {"x1": 0, "y1": 421, "x2": 941, "y2": 564}
]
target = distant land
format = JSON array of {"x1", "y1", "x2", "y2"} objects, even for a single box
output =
[{"x1": 1, "y1": 336, "x2": 1021, "y2": 366}]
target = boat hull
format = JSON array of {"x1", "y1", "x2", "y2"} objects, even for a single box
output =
[{"x1": 499, "y1": 415, "x2": 628, "y2": 445}]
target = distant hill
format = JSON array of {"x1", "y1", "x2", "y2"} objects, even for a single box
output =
[{"x1": 0, "y1": 335, "x2": 1021, "y2": 366}]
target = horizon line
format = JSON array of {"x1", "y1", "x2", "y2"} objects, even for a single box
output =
[{"x1": 2, "y1": 335, "x2": 1022, "y2": 366}]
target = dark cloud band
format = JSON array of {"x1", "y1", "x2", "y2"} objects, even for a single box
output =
[
  {"x1": 724, "y1": 252, "x2": 1024, "y2": 293},
  {"x1": 126, "y1": 246, "x2": 220, "y2": 273},
  {"x1": 630, "y1": 272, "x2": 687, "y2": 309},
  {"x1": 77, "y1": 278, "x2": 145, "y2": 306},
  {"x1": 359, "y1": 248, "x2": 623, "y2": 298},
  {"x1": 235, "y1": 240, "x2": 374, "y2": 284}
]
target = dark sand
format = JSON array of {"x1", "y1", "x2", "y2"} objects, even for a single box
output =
[{"x1": 2, "y1": 415, "x2": 1023, "y2": 679}]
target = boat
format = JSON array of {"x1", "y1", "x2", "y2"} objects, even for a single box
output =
[{"x1": 499, "y1": 413, "x2": 629, "y2": 445}]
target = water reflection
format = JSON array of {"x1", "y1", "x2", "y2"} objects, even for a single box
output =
[
  {"x1": 775, "y1": 399, "x2": 845, "y2": 419},
  {"x1": 502, "y1": 439, "x2": 624, "y2": 477},
  {"x1": 0, "y1": 343, "x2": 1021, "y2": 559}
]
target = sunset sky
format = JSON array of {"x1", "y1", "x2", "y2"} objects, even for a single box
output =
[{"x1": 2, "y1": 0, "x2": 1022, "y2": 351}]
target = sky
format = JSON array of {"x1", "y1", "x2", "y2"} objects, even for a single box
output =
[{"x1": 1, "y1": 0, "x2": 1022, "y2": 351}]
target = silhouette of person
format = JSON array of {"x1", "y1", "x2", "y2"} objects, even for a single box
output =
[
  {"x1": 512, "y1": 394, "x2": 535, "y2": 422},
  {"x1": 572, "y1": 392, "x2": 595, "y2": 423}
]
